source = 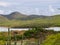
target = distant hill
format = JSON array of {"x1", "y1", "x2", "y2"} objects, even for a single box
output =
[
  {"x1": 0, "y1": 15, "x2": 8, "y2": 22},
  {"x1": 1, "y1": 12, "x2": 60, "y2": 21},
  {"x1": 27, "y1": 15, "x2": 49, "y2": 20},
  {"x1": 2, "y1": 12, "x2": 28, "y2": 20},
  {"x1": 2, "y1": 11, "x2": 49, "y2": 20},
  {"x1": 0, "y1": 11, "x2": 60, "y2": 22},
  {"x1": 0, "y1": 12, "x2": 60, "y2": 27}
]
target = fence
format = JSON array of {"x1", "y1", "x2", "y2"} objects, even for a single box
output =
[{"x1": 5, "y1": 39, "x2": 38, "y2": 45}]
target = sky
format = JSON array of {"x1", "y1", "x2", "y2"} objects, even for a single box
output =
[{"x1": 0, "y1": 0, "x2": 60, "y2": 16}]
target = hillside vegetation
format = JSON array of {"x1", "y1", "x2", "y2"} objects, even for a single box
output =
[
  {"x1": 0, "y1": 12, "x2": 60, "y2": 27},
  {"x1": 41, "y1": 33, "x2": 60, "y2": 45}
]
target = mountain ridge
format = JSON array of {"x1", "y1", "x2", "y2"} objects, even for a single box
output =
[
  {"x1": 0, "y1": 11, "x2": 60, "y2": 20},
  {"x1": 1, "y1": 11, "x2": 51, "y2": 20}
]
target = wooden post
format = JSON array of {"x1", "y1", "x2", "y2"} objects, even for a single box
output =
[
  {"x1": 21, "y1": 35, "x2": 23, "y2": 45},
  {"x1": 14, "y1": 32, "x2": 17, "y2": 45},
  {"x1": 7, "y1": 28, "x2": 11, "y2": 45},
  {"x1": 14, "y1": 34, "x2": 17, "y2": 45}
]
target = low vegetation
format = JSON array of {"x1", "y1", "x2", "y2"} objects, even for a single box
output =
[
  {"x1": 41, "y1": 33, "x2": 60, "y2": 45},
  {"x1": 0, "y1": 12, "x2": 60, "y2": 27}
]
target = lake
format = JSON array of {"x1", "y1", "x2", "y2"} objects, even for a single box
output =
[
  {"x1": 45, "y1": 27, "x2": 60, "y2": 31},
  {"x1": 0, "y1": 27, "x2": 60, "y2": 32},
  {"x1": 0, "y1": 27, "x2": 29, "y2": 32}
]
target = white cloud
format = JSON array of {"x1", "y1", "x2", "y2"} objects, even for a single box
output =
[
  {"x1": 35, "y1": 8, "x2": 40, "y2": 15},
  {"x1": 0, "y1": 1, "x2": 22, "y2": 7},
  {"x1": 0, "y1": 2, "x2": 11, "y2": 7},
  {"x1": 23, "y1": 0, "x2": 58, "y2": 3},
  {"x1": 49, "y1": 5, "x2": 55, "y2": 13},
  {"x1": 0, "y1": 10, "x2": 5, "y2": 14}
]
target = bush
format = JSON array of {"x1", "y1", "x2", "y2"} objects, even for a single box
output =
[
  {"x1": 41, "y1": 33, "x2": 60, "y2": 45},
  {"x1": 0, "y1": 40, "x2": 6, "y2": 45}
]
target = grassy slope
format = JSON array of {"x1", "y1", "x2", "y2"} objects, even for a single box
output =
[
  {"x1": 0, "y1": 16, "x2": 9, "y2": 27},
  {"x1": 41, "y1": 33, "x2": 60, "y2": 45},
  {"x1": 0, "y1": 15, "x2": 60, "y2": 27},
  {"x1": 0, "y1": 16, "x2": 8, "y2": 22}
]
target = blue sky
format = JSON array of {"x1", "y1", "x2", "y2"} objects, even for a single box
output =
[{"x1": 0, "y1": 0, "x2": 60, "y2": 16}]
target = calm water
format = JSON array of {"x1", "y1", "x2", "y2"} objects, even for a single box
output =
[
  {"x1": 0, "y1": 27, "x2": 29, "y2": 32},
  {"x1": 0, "y1": 27, "x2": 60, "y2": 32},
  {"x1": 45, "y1": 27, "x2": 60, "y2": 31}
]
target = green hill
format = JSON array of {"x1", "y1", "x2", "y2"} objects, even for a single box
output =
[
  {"x1": 2, "y1": 12, "x2": 28, "y2": 20},
  {"x1": 2, "y1": 11, "x2": 50, "y2": 20},
  {"x1": 0, "y1": 12, "x2": 60, "y2": 27},
  {"x1": 0, "y1": 15, "x2": 9, "y2": 27},
  {"x1": 0, "y1": 15, "x2": 8, "y2": 22}
]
